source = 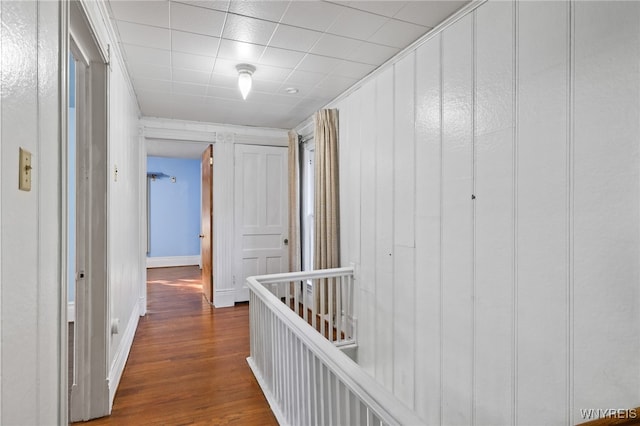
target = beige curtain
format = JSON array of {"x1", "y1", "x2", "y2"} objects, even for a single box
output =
[
  {"x1": 314, "y1": 109, "x2": 340, "y2": 313},
  {"x1": 288, "y1": 130, "x2": 301, "y2": 273}
]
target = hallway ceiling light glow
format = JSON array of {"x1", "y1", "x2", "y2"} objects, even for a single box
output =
[{"x1": 236, "y1": 64, "x2": 256, "y2": 100}]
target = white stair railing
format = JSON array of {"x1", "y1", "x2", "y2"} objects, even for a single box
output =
[
  {"x1": 247, "y1": 268, "x2": 425, "y2": 426},
  {"x1": 252, "y1": 267, "x2": 356, "y2": 348}
]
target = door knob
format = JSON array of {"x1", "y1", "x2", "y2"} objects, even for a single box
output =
[
  {"x1": 284, "y1": 238, "x2": 289, "y2": 245},
  {"x1": 199, "y1": 234, "x2": 205, "y2": 238}
]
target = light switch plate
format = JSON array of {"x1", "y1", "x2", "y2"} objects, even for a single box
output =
[{"x1": 19, "y1": 148, "x2": 32, "y2": 191}]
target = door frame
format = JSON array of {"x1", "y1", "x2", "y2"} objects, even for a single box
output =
[{"x1": 68, "y1": 1, "x2": 110, "y2": 420}]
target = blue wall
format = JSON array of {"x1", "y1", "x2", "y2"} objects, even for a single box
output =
[{"x1": 147, "y1": 156, "x2": 201, "y2": 258}]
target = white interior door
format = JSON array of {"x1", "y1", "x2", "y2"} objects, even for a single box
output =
[{"x1": 234, "y1": 144, "x2": 289, "y2": 301}]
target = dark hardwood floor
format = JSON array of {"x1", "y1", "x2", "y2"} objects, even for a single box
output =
[{"x1": 74, "y1": 266, "x2": 277, "y2": 425}]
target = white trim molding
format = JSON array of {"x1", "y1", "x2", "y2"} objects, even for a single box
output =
[
  {"x1": 146, "y1": 255, "x2": 200, "y2": 268},
  {"x1": 213, "y1": 289, "x2": 235, "y2": 308},
  {"x1": 68, "y1": 302, "x2": 75, "y2": 322},
  {"x1": 108, "y1": 304, "x2": 140, "y2": 407}
]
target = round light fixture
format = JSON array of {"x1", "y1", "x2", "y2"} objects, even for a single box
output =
[{"x1": 236, "y1": 64, "x2": 256, "y2": 100}]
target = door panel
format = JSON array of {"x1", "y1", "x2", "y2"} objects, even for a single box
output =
[
  {"x1": 235, "y1": 144, "x2": 288, "y2": 301},
  {"x1": 201, "y1": 144, "x2": 213, "y2": 303}
]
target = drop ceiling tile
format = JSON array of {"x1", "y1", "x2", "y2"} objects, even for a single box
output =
[
  {"x1": 172, "y1": 67, "x2": 212, "y2": 85},
  {"x1": 172, "y1": 81, "x2": 209, "y2": 96},
  {"x1": 173, "y1": 0, "x2": 230, "y2": 13},
  {"x1": 330, "y1": 1, "x2": 407, "y2": 18},
  {"x1": 115, "y1": 21, "x2": 171, "y2": 50},
  {"x1": 284, "y1": 69, "x2": 326, "y2": 87},
  {"x1": 296, "y1": 54, "x2": 343, "y2": 74},
  {"x1": 309, "y1": 33, "x2": 361, "y2": 60},
  {"x1": 170, "y1": 2, "x2": 226, "y2": 37},
  {"x1": 172, "y1": 104, "x2": 216, "y2": 123},
  {"x1": 327, "y1": 8, "x2": 388, "y2": 40},
  {"x1": 228, "y1": 1, "x2": 290, "y2": 22},
  {"x1": 140, "y1": 101, "x2": 174, "y2": 118},
  {"x1": 209, "y1": 72, "x2": 237, "y2": 88},
  {"x1": 172, "y1": 30, "x2": 220, "y2": 56},
  {"x1": 217, "y1": 39, "x2": 265, "y2": 63},
  {"x1": 368, "y1": 19, "x2": 429, "y2": 49},
  {"x1": 207, "y1": 85, "x2": 241, "y2": 99},
  {"x1": 172, "y1": 51, "x2": 215, "y2": 72},
  {"x1": 394, "y1": 1, "x2": 468, "y2": 27},
  {"x1": 280, "y1": 1, "x2": 345, "y2": 32},
  {"x1": 138, "y1": 90, "x2": 174, "y2": 112},
  {"x1": 252, "y1": 63, "x2": 292, "y2": 82},
  {"x1": 315, "y1": 74, "x2": 358, "y2": 93},
  {"x1": 332, "y1": 60, "x2": 376, "y2": 79},
  {"x1": 268, "y1": 24, "x2": 322, "y2": 53},
  {"x1": 172, "y1": 92, "x2": 208, "y2": 105},
  {"x1": 110, "y1": 1, "x2": 170, "y2": 28},
  {"x1": 122, "y1": 43, "x2": 171, "y2": 67},
  {"x1": 348, "y1": 41, "x2": 399, "y2": 65},
  {"x1": 212, "y1": 58, "x2": 240, "y2": 77},
  {"x1": 259, "y1": 47, "x2": 304, "y2": 69},
  {"x1": 251, "y1": 79, "x2": 283, "y2": 94},
  {"x1": 249, "y1": 92, "x2": 301, "y2": 106},
  {"x1": 134, "y1": 78, "x2": 172, "y2": 93},
  {"x1": 128, "y1": 62, "x2": 172, "y2": 80},
  {"x1": 222, "y1": 14, "x2": 277, "y2": 45}
]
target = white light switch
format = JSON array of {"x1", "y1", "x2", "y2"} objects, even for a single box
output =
[{"x1": 19, "y1": 148, "x2": 32, "y2": 192}]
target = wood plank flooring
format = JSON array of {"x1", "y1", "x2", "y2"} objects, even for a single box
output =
[{"x1": 74, "y1": 266, "x2": 278, "y2": 425}]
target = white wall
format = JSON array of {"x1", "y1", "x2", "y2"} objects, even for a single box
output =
[
  {"x1": 334, "y1": 1, "x2": 640, "y2": 424},
  {"x1": 107, "y1": 42, "x2": 143, "y2": 402},
  {"x1": 0, "y1": 0, "x2": 63, "y2": 423}
]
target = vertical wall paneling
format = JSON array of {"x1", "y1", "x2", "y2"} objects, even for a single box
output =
[
  {"x1": 330, "y1": 1, "x2": 640, "y2": 423},
  {"x1": 473, "y1": 2, "x2": 514, "y2": 425},
  {"x1": 338, "y1": 97, "x2": 349, "y2": 265},
  {"x1": 392, "y1": 53, "x2": 416, "y2": 407},
  {"x1": 414, "y1": 34, "x2": 442, "y2": 424},
  {"x1": 214, "y1": 136, "x2": 236, "y2": 302},
  {"x1": 374, "y1": 68, "x2": 395, "y2": 390},
  {"x1": 441, "y1": 13, "x2": 474, "y2": 425},
  {"x1": 107, "y1": 50, "x2": 143, "y2": 402},
  {"x1": 357, "y1": 81, "x2": 377, "y2": 373},
  {"x1": 572, "y1": 2, "x2": 640, "y2": 421},
  {"x1": 517, "y1": 1, "x2": 569, "y2": 423},
  {"x1": 1, "y1": 0, "x2": 62, "y2": 422},
  {"x1": 346, "y1": 91, "x2": 361, "y2": 267}
]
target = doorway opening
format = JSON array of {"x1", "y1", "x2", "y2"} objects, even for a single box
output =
[{"x1": 144, "y1": 143, "x2": 213, "y2": 304}]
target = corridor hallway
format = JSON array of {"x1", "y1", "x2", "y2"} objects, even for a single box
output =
[{"x1": 75, "y1": 266, "x2": 277, "y2": 425}]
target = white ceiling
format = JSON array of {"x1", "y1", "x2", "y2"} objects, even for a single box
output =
[{"x1": 107, "y1": 0, "x2": 468, "y2": 130}]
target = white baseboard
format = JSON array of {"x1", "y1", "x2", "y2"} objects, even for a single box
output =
[
  {"x1": 68, "y1": 301, "x2": 75, "y2": 322},
  {"x1": 247, "y1": 357, "x2": 287, "y2": 426},
  {"x1": 108, "y1": 304, "x2": 140, "y2": 407},
  {"x1": 146, "y1": 255, "x2": 199, "y2": 268},
  {"x1": 138, "y1": 296, "x2": 147, "y2": 316},
  {"x1": 214, "y1": 289, "x2": 235, "y2": 308}
]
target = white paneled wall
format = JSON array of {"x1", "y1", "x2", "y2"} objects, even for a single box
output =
[
  {"x1": 334, "y1": 1, "x2": 640, "y2": 424},
  {"x1": 108, "y1": 47, "x2": 143, "y2": 400},
  {"x1": 0, "y1": 0, "x2": 63, "y2": 423}
]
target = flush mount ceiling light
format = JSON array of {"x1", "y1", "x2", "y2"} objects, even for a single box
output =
[
  {"x1": 236, "y1": 64, "x2": 256, "y2": 100},
  {"x1": 285, "y1": 87, "x2": 299, "y2": 94}
]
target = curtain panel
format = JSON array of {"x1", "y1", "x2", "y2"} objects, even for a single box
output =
[
  {"x1": 288, "y1": 130, "x2": 301, "y2": 273},
  {"x1": 314, "y1": 109, "x2": 340, "y2": 312}
]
